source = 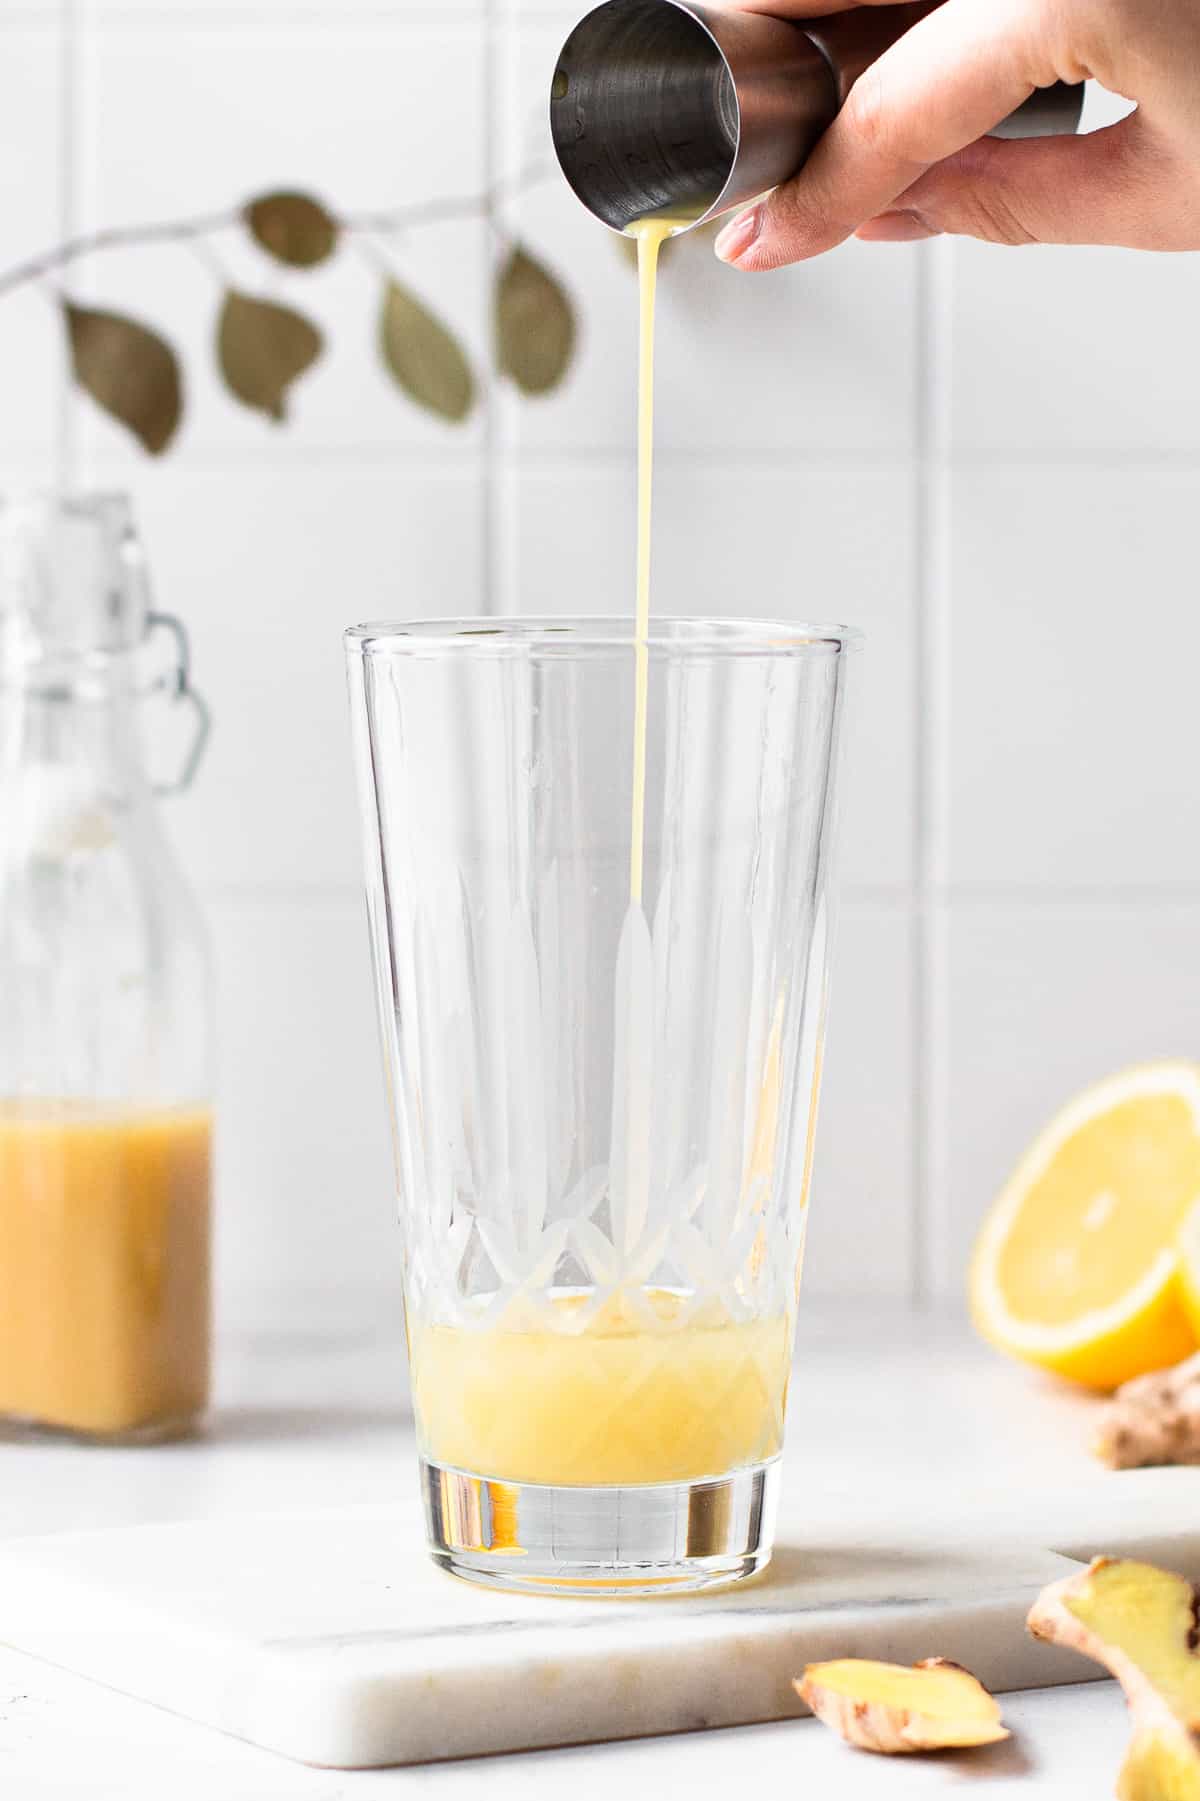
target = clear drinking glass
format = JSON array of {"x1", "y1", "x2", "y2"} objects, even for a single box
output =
[{"x1": 346, "y1": 617, "x2": 857, "y2": 1594}]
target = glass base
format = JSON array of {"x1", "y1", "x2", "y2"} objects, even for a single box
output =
[
  {"x1": 421, "y1": 1456, "x2": 779, "y2": 1597},
  {"x1": 0, "y1": 1408, "x2": 204, "y2": 1447}
]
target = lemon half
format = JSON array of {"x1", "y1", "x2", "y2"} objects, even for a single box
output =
[{"x1": 970, "y1": 1063, "x2": 1200, "y2": 1390}]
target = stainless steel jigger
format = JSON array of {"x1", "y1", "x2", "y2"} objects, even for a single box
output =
[{"x1": 550, "y1": 0, "x2": 1085, "y2": 234}]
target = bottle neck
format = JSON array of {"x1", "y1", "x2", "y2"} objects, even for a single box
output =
[{"x1": 2, "y1": 656, "x2": 153, "y2": 811}]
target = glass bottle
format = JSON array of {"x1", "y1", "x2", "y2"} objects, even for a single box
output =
[{"x1": 0, "y1": 492, "x2": 213, "y2": 1442}]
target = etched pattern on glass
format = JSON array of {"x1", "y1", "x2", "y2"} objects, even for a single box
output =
[
  {"x1": 347, "y1": 623, "x2": 850, "y2": 1488},
  {"x1": 399, "y1": 890, "x2": 825, "y2": 1338}
]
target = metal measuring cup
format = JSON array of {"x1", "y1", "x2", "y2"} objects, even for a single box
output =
[{"x1": 550, "y1": 0, "x2": 1085, "y2": 234}]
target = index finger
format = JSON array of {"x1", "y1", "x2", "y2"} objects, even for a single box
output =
[
  {"x1": 722, "y1": 0, "x2": 1060, "y2": 265},
  {"x1": 726, "y1": 0, "x2": 924, "y2": 14}
]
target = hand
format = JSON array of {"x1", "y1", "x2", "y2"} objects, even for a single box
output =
[{"x1": 713, "y1": 0, "x2": 1200, "y2": 266}]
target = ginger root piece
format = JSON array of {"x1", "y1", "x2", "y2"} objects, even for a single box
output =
[
  {"x1": 1095, "y1": 1353, "x2": 1200, "y2": 1470},
  {"x1": 1028, "y1": 1557, "x2": 1200, "y2": 1800},
  {"x1": 794, "y1": 1657, "x2": 1009, "y2": 1754}
]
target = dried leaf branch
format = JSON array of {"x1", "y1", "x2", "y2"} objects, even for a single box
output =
[
  {"x1": 1, "y1": 165, "x2": 578, "y2": 453},
  {"x1": 0, "y1": 164, "x2": 553, "y2": 300}
]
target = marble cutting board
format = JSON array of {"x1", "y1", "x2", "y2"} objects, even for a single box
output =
[{"x1": 2, "y1": 1466, "x2": 1199, "y2": 1769}]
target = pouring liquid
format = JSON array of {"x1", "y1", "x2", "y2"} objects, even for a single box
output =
[
  {"x1": 410, "y1": 216, "x2": 793, "y2": 1492},
  {"x1": 628, "y1": 214, "x2": 676, "y2": 905}
]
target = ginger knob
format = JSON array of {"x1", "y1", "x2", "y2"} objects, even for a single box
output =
[
  {"x1": 1094, "y1": 1353, "x2": 1200, "y2": 1470},
  {"x1": 1028, "y1": 1557, "x2": 1200, "y2": 1799},
  {"x1": 794, "y1": 1657, "x2": 1010, "y2": 1754}
]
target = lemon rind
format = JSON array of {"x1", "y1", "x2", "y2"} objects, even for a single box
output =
[{"x1": 971, "y1": 1061, "x2": 1200, "y2": 1354}]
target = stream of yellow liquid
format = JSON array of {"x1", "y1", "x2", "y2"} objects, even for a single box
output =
[{"x1": 628, "y1": 214, "x2": 676, "y2": 905}]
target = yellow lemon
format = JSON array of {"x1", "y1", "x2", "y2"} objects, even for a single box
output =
[{"x1": 970, "y1": 1063, "x2": 1200, "y2": 1390}]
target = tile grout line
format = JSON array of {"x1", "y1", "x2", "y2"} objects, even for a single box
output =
[
  {"x1": 480, "y1": 0, "x2": 499, "y2": 617},
  {"x1": 67, "y1": 444, "x2": 1200, "y2": 475},
  {"x1": 911, "y1": 236, "x2": 954, "y2": 1309},
  {"x1": 928, "y1": 242, "x2": 955, "y2": 1309},
  {"x1": 491, "y1": 6, "x2": 522, "y2": 616},
  {"x1": 938, "y1": 884, "x2": 1200, "y2": 905},
  {"x1": 193, "y1": 879, "x2": 1200, "y2": 909},
  {"x1": 909, "y1": 249, "x2": 929, "y2": 1310},
  {"x1": 55, "y1": 0, "x2": 78, "y2": 489},
  {"x1": 38, "y1": 9, "x2": 491, "y2": 31}
]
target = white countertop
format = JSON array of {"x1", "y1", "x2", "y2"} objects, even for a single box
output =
[{"x1": 0, "y1": 1301, "x2": 1137, "y2": 1798}]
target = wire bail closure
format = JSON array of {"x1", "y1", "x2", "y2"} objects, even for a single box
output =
[{"x1": 146, "y1": 609, "x2": 211, "y2": 796}]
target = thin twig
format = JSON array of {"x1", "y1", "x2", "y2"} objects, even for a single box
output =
[
  {"x1": 347, "y1": 233, "x2": 394, "y2": 279},
  {"x1": 345, "y1": 192, "x2": 492, "y2": 235},
  {"x1": 186, "y1": 234, "x2": 232, "y2": 287},
  {"x1": 0, "y1": 212, "x2": 236, "y2": 299},
  {"x1": 0, "y1": 162, "x2": 556, "y2": 301}
]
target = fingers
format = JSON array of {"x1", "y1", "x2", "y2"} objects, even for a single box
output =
[
  {"x1": 856, "y1": 209, "x2": 939, "y2": 241},
  {"x1": 857, "y1": 116, "x2": 1200, "y2": 250},
  {"x1": 716, "y1": 0, "x2": 1067, "y2": 267},
  {"x1": 730, "y1": 0, "x2": 904, "y2": 13}
]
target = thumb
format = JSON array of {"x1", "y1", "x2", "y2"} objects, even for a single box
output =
[{"x1": 858, "y1": 116, "x2": 1193, "y2": 249}]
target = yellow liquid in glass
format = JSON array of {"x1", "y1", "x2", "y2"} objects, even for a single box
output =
[
  {"x1": 0, "y1": 1103, "x2": 212, "y2": 1437},
  {"x1": 411, "y1": 1289, "x2": 791, "y2": 1486}
]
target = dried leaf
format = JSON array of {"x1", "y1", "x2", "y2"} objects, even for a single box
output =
[
  {"x1": 379, "y1": 280, "x2": 474, "y2": 423},
  {"x1": 217, "y1": 290, "x2": 323, "y2": 422},
  {"x1": 495, "y1": 245, "x2": 575, "y2": 396},
  {"x1": 244, "y1": 191, "x2": 338, "y2": 268},
  {"x1": 62, "y1": 303, "x2": 182, "y2": 455}
]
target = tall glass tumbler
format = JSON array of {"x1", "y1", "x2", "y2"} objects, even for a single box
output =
[{"x1": 346, "y1": 618, "x2": 857, "y2": 1595}]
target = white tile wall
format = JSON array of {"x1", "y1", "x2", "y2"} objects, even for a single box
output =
[
  {"x1": 0, "y1": 12, "x2": 65, "y2": 477},
  {"x1": 4, "y1": 7, "x2": 1198, "y2": 1317},
  {"x1": 947, "y1": 470, "x2": 1200, "y2": 889},
  {"x1": 502, "y1": 465, "x2": 916, "y2": 888},
  {"x1": 938, "y1": 903, "x2": 1200, "y2": 1293},
  {"x1": 952, "y1": 241, "x2": 1200, "y2": 455},
  {"x1": 134, "y1": 462, "x2": 485, "y2": 892},
  {"x1": 206, "y1": 894, "x2": 397, "y2": 1319},
  {"x1": 806, "y1": 903, "x2": 916, "y2": 1296}
]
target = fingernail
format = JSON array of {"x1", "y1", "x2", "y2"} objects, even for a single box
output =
[
  {"x1": 856, "y1": 210, "x2": 938, "y2": 243},
  {"x1": 714, "y1": 204, "x2": 763, "y2": 265}
]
